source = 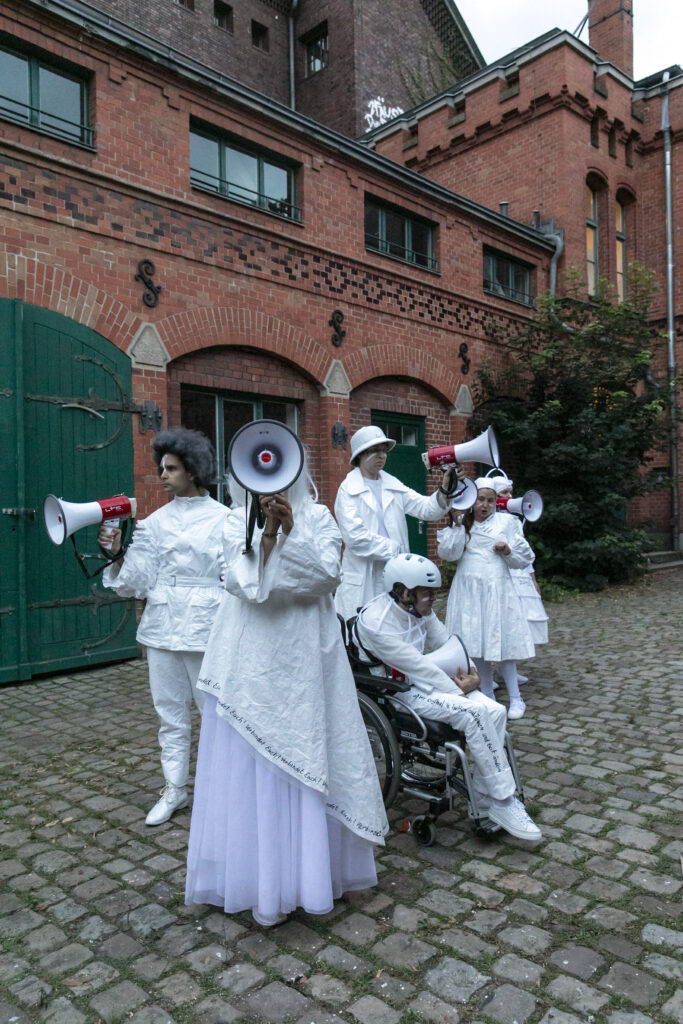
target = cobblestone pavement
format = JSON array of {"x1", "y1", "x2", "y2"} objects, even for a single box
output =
[{"x1": 1, "y1": 569, "x2": 682, "y2": 1024}]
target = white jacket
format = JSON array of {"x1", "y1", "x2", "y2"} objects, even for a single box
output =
[
  {"x1": 196, "y1": 501, "x2": 388, "y2": 845},
  {"x1": 334, "y1": 467, "x2": 446, "y2": 622},
  {"x1": 102, "y1": 492, "x2": 228, "y2": 651},
  {"x1": 356, "y1": 594, "x2": 459, "y2": 695}
]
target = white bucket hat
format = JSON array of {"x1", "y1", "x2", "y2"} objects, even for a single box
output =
[{"x1": 349, "y1": 425, "x2": 396, "y2": 464}]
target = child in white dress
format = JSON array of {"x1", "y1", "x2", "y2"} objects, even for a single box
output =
[{"x1": 437, "y1": 480, "x2": 535, "y2": 720}]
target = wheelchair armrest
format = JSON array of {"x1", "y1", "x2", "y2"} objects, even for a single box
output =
[{"x1": 353, "y1": 670, "x2": 411, "y2": 694}]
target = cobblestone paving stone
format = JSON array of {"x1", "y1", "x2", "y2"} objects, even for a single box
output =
[{"x1": 1, "y1": 570, "x2": 681, "y2": 1024}]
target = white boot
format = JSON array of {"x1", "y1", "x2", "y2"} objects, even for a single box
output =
[{"x1": 145, "y1": 782, "x2": 189, "y2": 826}]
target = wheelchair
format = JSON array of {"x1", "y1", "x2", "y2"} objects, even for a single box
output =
[{"x1": 341, "y1": 616, "x2": 525, "y2": 847}]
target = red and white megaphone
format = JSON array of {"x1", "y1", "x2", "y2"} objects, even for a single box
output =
[
  {"x1": 496, "y1": 490, "x2": 543, "y2": 522},
  {"x1": 450, "y1": 476, "x2": 478, "y2": 512},
  {"x1": 421, "y1": 427, "x2": 499, "y2": 471},
  {"x1": 44, "y1": 494, "x2": 137, "y2": 545}
]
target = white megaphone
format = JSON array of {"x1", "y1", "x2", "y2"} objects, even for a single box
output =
[
  {"x1": 228, "y1": 420, "x2": 305, "y2": 553},
  {"x1": 423, "y1": 633, "x2": 471, "y2": 677},
  {"x1": 44, "y1": 494, "x2": 137, "y2": 545},
  {"x1": 497, "y1": 489, "x2": 543, "y2": 522},
  {"x1": 228, "y1": 419, "x2": 304, "y2": 496},
  {"x1": 421, "y1": 427, "x2": 499, "y2": 471},
  {"x1": 450, "y1": 476, "x2": 478, "y2": 512}
]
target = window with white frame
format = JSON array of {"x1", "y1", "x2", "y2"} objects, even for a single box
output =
[
  {"x1": 0, "y1": 43, "x2": 91, "y2": 146},
  {"x1": 364, "y1": 197, "x2": 437, "y2": 271},
  {"x1": 190, "y1": 125, "x2": 300, "y2": 221}
]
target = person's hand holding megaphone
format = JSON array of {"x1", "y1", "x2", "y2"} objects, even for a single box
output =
[
  {"x1": 259, "y1": 493, "x2": 294, "y2": 535},
  {"x1": 98, "y1": 524, "x2": 123, "y2": 558},
  {"x1": 440, "y1": 463, "x2": 466, "y2": 498}
]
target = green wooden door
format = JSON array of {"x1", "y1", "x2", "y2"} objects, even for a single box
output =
[
  {"x1": 0, "y1": 300, "x2": 138, "y2": 683},
  {"x1": 371, "y1": 411, "x2": 428, "y2": 556}
]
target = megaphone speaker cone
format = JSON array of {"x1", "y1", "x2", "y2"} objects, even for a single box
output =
[{"x1": 229, "y1": 419, "x2": 305, "y2": 496}]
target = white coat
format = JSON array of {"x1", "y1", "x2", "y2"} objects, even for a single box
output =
[
  {"x1": 196, "y1": 500, "x2": 388, "y2": 845},
  {"x1": 437, "y1": 512, "x2": 535, "y2": 662},
  {"x1": 334, "y1": 467, "x2": 446, "y2": 622},
  {"x1": 102, "y1": 492, "x2": 228, "y2": 650}
]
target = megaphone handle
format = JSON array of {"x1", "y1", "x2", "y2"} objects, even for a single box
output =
[{"x1": 243, "y1": 493, "x2": 265, "y2": 554}]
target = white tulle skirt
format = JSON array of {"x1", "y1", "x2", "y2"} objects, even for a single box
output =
[{"x1": 185, "y1": 696, "x2": 378, "y2": 921}]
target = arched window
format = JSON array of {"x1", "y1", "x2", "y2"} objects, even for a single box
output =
[
  {"x1": 586, "y1": 184, "x2": 599, "y2": 296},
  {"x1": 615, "y1": 199, "x2": 627, "y2": 302}
]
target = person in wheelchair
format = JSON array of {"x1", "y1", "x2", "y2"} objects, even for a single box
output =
[{"x1": 354, "y1": 553, "x2": 542, "y2": 842}]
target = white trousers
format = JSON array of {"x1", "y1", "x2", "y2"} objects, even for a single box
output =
[
  {"x1": 400, "y1": 688, "x2": 515, "y2": 801},
  {"x1": 146, "y1": 647, "x2": 205, "y2": 788}
]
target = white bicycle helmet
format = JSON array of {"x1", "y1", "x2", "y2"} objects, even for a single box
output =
[{"x1": 383, "y1": 553, "x2": 442, "y2": 592}]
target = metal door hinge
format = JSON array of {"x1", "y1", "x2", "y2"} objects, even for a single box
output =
[{"x1": 2, "y1": 507, "x2": 36, "y2": 519}]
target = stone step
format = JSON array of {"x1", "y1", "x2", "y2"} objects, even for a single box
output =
[
  {"x1": 644, "y1": 549, "x2": 683, "y2": 563},
  {"x1": 646, "y1": 559, "x2": 683, "y2": 572}
]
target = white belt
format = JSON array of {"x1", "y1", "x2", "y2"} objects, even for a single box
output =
[{"x1": 157, "y1": 575, "x2": 222, "y2": 588}]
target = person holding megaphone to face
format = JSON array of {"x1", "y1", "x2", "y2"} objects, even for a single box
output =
[
  {"x1": 100, "y1": 428, "x2": 228, "y2": 826},
  {"x1": 334, "y1": 425, "x2": 464, "y2": 622},
  {"x1": 185, "y1": 423, "x2": 388, "y2": 928}
]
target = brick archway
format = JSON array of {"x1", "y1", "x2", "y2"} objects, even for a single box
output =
[
  {"x1": 343, "y1": 343, "x2": 460, "y2": 406},
  {"x1": 0, "y1": 255, "x2": 141, "y2": 350},
  {"x1": 156, "y1": 306, "x2": 333, "y2": 388}
]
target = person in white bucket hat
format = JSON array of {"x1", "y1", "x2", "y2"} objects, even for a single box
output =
[{"x1": 334, "y1": 425, "x2": 460, "y2": 622}]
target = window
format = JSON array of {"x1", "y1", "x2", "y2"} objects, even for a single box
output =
[
  {"x1": 173, "y1": 0, "x2": 195, "y2": 9},
  {"x1": 252, "y1": 21, "x2": 269, "y2": 51},
  {"x1": 364, "y1": 198, "x2": 437, "y2": 271},
  {"x1": 0, "y1": 44, "x2": 91, "y2": 146},
  {"x1": 213, "y1": 1, "x2": 233, "y2": 31},
  {"x1": 616, "y1": 200, "x2": 626, "y2": 303},
  {"x1": 190, "y1": 126, "x2": 300, "y2": 220},
  {"x1": 180, "y1": 387, "x2": 298, "y2": 504},
  {"x1": 483, "y1": 247, "x2": 533, "y2": 305},
  {"x1": 305, "y1": 24, "x2": 328, "y2": 76},
  {"x1": 586, "y1": 185, "x2": 599, "y2": 296}
]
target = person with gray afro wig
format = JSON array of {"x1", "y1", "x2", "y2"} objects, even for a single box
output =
[
  {"x1": 153, "y1": 428, "x2": 216, "y2": 492},
  {"x1": 100, "y1": 424, "x2": 227, "y2": 827}
]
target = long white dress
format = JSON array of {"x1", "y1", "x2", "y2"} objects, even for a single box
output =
[
  {"x1": 506, "y1": 519, "x2": 549, "y2": 646},
  {"x1": 437, "y1": 512, "x2": 535, "y2": 662},
  {"x1": 185, "y1": 500, "x2": 388, "y2": 923}
]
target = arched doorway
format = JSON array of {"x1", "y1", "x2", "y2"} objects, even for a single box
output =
[{"x1": 0, "y1": 300, "x2": 138, "y2": 682}]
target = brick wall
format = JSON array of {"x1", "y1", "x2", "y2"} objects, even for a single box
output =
[{"x1": 167, "y1": 344, "x2": 323, "y2": 495}]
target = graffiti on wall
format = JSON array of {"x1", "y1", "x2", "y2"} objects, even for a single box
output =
[{"x1": 364, "y1": 96, "x2": 404, "y2": 130}]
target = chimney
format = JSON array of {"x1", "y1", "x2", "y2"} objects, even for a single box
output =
[{"x1": 589, "y1": 0, "x2": 633, "y2": 78}]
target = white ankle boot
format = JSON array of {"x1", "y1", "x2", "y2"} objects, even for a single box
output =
[{"x1": 145, "y1": 782, "x2": 188, "y2": 826}]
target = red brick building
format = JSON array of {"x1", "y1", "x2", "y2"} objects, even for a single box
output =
[
  {"x1": 0, "y1": 0, "x2": 551, "y2": 678},
  {"x1": 366, "y1": 0, "x2": 683, "y2": 548}
]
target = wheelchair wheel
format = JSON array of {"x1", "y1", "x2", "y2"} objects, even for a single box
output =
[
  {"x1": 358, "y1": 692, "x2": 401, "y2": 809},
  {"x1": 412, "y1": 815, "x2": 437, "y2": 847}
]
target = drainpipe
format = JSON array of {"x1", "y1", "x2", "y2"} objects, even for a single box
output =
[
  {"x1": 662, "y1": 71, "x2": 680, "y2": 550},
  {"x1": 548, "y1": 229, "x2": 564, "y2": 296},
  {"x1": 288, "y1": 0, "x2": 299, "y2": 110}
]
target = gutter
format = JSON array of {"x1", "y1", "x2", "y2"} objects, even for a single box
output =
[
  {"x1": 288, "y1": 0, "x2": 299, "y2": 110},
  {"x1": 16, "y1": 0, "x2": 554, "y2": 252},
  {"x1": 661, "y1": 71, "x2": 680, "y2": 550}
]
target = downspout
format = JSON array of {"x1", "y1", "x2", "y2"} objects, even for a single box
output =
[
  {"x1": 289, "y1": 0, "x2": 299, "y2": 110},
  {"x1": 661, "y1": 71, "x2": 680, "y2": 550},
  {"x1": 548, "y1": 229, "x2": 564, "y2": 296}
]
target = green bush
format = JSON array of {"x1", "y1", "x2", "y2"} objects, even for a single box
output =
[{"x1": 472, "y1": 267, "x2": 672, "y2": 591}]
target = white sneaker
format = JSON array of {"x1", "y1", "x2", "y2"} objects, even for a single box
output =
[
  {"x1": 488, "y1": 797, "x2": 542, "y2": 841},
  {"x1": 508, "y1": 698, "x2": 526, "y2": 719},
  {"x1": 145, "y1": 782, "x2": 188, "y2": 826}
]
